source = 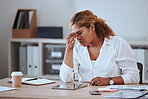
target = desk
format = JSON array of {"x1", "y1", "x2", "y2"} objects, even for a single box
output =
[
  {"x1": 0, "y1": 78, "x2": 145, "y2": 99},
  {"x1": 0, "y1": 78, "x2": 114, "y2": 99}
]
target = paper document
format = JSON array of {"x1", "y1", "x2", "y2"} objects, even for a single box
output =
[
  {"x1": 8, "y1": 78, "x2": 55, "y2": 86},
  {"x1": 0, "y1": 86, "x2": 18, "y2": 92},
  {"x1": 23, "y1": 79, "x2": 55, "y2": 86},
  {"x1": 98, "y1": 88, "x2": 116, "y2": 92},
  {"x1": 106, "y1": 85, "x2": 148, "y2": 91},
  {"x1": 105, "y1": 90, "x2": 148, "y2": 98}
]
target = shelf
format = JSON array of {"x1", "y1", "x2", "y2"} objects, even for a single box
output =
[
  {"x1": 10, "y1": 38, "x2": 66, "y2": 43},
  {"x1": 8, "y1": 38, "x2": 66, "y2": 80},
  {"x1": 10, "y1": 39, "x2": 148, "y2": 46},
  {"x1": 9, "y1": 38, "x2": 148, "y2": 79},
  {"x1": 127, "y1": 40, "x2": 148, "y2": 46}
]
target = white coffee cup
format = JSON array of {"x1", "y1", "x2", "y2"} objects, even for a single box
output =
[{"x1": 11, "y1": 72, "x2": 23, "y2": 88}]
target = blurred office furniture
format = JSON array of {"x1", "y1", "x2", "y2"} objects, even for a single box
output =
[
  {"x1": 132, "y1": 48, "x2": 148, "y2": 83},
  {"x1": 8, "y1": 38, "x2": 65, "y2": 79},
  {"x1": 37, "y1": 27, "x2": 63, "y2": 38},
  {"x1": 12, "y1": 9, "x2": 37, "y2": 38},
  {"x1": 137, "y1": 62, "x2": 143, "y2": 84}
]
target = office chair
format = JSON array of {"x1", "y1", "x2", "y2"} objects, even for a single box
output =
[{"x1": 137, "y1": 62, "x2": 143, "y2": 84}]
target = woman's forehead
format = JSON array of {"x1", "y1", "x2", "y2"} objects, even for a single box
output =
[{"x1": 71, "y1": 24, "x2": 85, "y2": 33}]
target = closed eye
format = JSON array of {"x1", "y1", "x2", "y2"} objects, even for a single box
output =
[{"x1": 76, "y1": 32, "x2": 82, "y2": 35}]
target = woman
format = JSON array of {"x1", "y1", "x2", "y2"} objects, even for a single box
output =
[{"x1": 60, "y1": 10, "x2": 139, "y2": 86}]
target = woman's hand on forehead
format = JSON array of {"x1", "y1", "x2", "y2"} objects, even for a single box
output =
[
  {"x1": 71, "y1": 32, "x2": 76, "y2": 35},
  {"x1": 67, "y1": 33, "x2": 76, "y2": 39}
]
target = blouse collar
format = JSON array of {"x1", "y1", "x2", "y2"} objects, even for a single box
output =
[{"x1": 102, "y1": 37, "x2": 111, "y2": 48}]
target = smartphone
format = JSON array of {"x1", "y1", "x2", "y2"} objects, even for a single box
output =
[{"x1": 89, "y1": 91, "x2": 101, "y2": 95}]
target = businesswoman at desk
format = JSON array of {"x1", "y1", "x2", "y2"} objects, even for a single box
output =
[{"x1": 60, "y1": 10, "x2": 139, "y2": 86}]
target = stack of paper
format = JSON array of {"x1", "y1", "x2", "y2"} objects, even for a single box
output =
[
  {"x1": 105, "y1": 90, "x2": 148, "y2": 98},
  {"x1": 106, "y1": 85, "x2": 148, "y2": 91},
  {"x1": 0, "y1": 86, "x2": 18, "y2": 92}
]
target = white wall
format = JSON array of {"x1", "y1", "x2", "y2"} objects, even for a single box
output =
[
  {"x1": 73, "y1": 0, "x2": 148, "y2": 40},
  {"x1": 0, "y1": 0, "x2": 148, "y2": 79},
  {"x1": 0, "y1": 0, "x2": 75, "y2": 79}
]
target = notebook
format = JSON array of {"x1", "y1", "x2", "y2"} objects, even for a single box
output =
[{"x1": 8, "y1": 78, "x2": 55, "y2": 86}]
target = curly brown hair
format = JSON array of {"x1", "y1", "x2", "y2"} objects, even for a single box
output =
[{"x1": 69, "y1": 10, "x2": 116, "y2": 39}]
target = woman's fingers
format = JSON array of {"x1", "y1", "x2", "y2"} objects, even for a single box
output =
[
  {"x1": 94, "y1": 81, "x2": 102, "y2": 86},
  {"x1": 90, "y1": 77, "x2": 103, "y2": 86},
  {"x1": 67, "y1": 35, "x2": 75, "y2": 44},
  {"x1": 67, "y1": 33, "x2": 76, "y2": 39},
  {"x1": 66, "y1": 33, "x2": 76, "y2": 49},
  {"x1": 90, "y1": 79, "x2": 96, "y2": 85},
  {"x1": 90, "y1": 77, "x2": 109, "y2": 86},
  {"x1": 71, "y1": 40, "x2": 75, "y2": 47},
  {"x1": 67, "y1": 33, "x2": 76, "y2": 42}
]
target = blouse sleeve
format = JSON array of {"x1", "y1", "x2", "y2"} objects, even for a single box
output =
[
  {"x1": 59, "y1": 62, "x2": 73, "y2": 82},
  {"x1": 59, "y1": 47, "x2": 80, "y2": 82},
  {"x1": 116, "y1": 39, "x2": 140, "y2": 84}
]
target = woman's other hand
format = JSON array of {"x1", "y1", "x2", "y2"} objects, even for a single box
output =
[
  {"x1": 90, "y1": 77, "x2": 110, "y2": 86},
  {"x1": 66, "y1": 33, "x2": 76, "y2": 49}
]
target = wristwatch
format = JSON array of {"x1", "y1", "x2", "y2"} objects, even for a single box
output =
[{"x1": 109, "y1": 77, "x2": 114, "y2": 85}]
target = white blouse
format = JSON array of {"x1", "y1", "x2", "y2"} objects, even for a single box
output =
[{"x1": 60, "y1": 36, "x2": 140, "y2": 84}]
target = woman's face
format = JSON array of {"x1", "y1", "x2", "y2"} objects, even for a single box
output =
[{"x1": 71, "y1": 24, "x2": 95, "y2": 47}]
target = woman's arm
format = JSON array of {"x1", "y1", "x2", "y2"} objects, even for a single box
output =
[
  {"x1": 116, "y1": 39, "x2": 140, "y2": 84},
  {"x1": 60, "y1": 33, "x2": 76, "y2": 82},
  {"x1": 90, "y1": 76, "x2": 124, "y2": 86},
  {"x1": 64, "y1": 33, "x2": 76, "y2": 68}
]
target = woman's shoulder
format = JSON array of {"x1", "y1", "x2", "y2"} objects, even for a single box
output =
[
  {"x1": 110, "y1": 36, "x2": 124, "y2": 41},
  {"x1": 109, "y1": 36, "x2": 130, "y2": 46},
  {"x1": 110, "y1": 36, "x2": 127, "y2": 43}
]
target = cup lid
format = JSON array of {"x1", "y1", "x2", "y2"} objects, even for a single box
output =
[{"x1": 11, "y1": 72, "x2": 23, "y2": 76}]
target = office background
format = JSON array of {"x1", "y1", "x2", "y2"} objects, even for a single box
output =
[{"x1": 0, "y1": 0, "x2": 148, "y2": 79}]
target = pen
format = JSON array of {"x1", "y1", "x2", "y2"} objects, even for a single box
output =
[
  {"x1": 26, "y1": 78, "x2": 38, "y2": 81},
  {"x1": 139, "y1": 89, "x2": 147, "y2": 91},
  {"x1": 111, "y1": 88, "x2": 147, "y2": 91},
  {"x1": 127, "y1": 89, "x2": 147, "y2": 91}
]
